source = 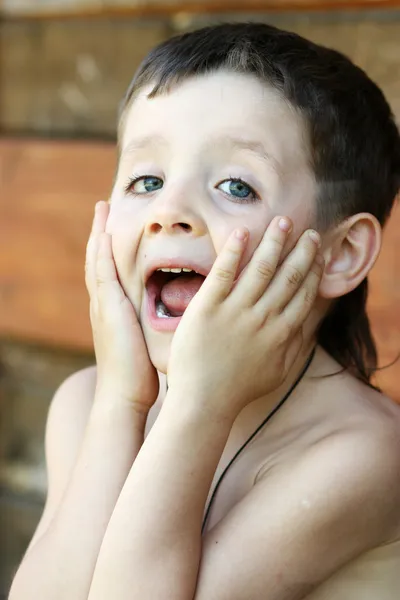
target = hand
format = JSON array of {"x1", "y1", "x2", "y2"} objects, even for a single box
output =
[
  {"x1": 166, "y1": 216, "x2": 324, "y2": 419},
  {"x1": 85, "y1": 201, "x2": 159, "y2": 415}
]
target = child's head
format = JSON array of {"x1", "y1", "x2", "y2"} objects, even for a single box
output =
[{"x1": 107, "y1": 22, "x2": 400, "y2": 382}]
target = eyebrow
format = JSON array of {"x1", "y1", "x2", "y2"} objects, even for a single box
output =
[
  {"x1": 121, "y1": 134, "x2": 280, "y2": 173},
  {"x1": 213, "y1": 135, "x2": 281, "y2": 173},
  {"x1": 121, "y1": 135, "x2": 168, "y2": 159}
]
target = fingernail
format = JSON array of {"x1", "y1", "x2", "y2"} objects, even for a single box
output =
[
  {"x1": 278, "y1": 218, "x2": 291, "y2": 232},
  {"x1": 235, "y1": 228, "x2": 248, "y2": 240},
  {"x1": 308, "y1": 230, "x2": 321, "y2": 247}
]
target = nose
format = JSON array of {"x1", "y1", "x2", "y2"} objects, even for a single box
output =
[{"x1": 144, "y1": 198, "x2": 206, "y2": 237}]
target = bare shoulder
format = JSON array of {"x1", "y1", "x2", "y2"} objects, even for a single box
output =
[
  {"x1": 25, "y1": 365, "x2": 98, "y2": 554},
  {"x1": 45, "y1": 365, "x2": 167, "y2": 500},
  {"x1": 254, "y1": 367, "x2": 400, "y2": 546},
  {"x1": 27, "y1": 366, "x2": 167, "y2": 554},
  {"x1": 282, "y1": 375, "x2": 400, "y2": 540},
  {"x1": 318, "y1": 392, "x2": 400, "y2": 542},
  {"x1": 45, "y1": 365, "x2": 98, "y2": 468},
  {"x1": 48, "y1": 365, "x2": 98, "y2": 428},
  {"x1": 327, "y1": 377, "x2": 400, "y2": 516},
  {"x1": 342, "y1": 374, "x2": 400, "y2": 453}
]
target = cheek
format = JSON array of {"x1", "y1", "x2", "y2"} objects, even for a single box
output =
[
  {"x1": 105, "y1": 209, "x2": 118, "y2": 235},
  {"x1": 212, "y1": 217, "x2": 270, "y2": 276},
  {"x1": 106, "y1": 204, "x2": 143, "y2": 247},
  {"x1": 111, "y1": 231, "x2": 143, "y2": 312},
  {"x1": 106, "y1": 199, "x2": 142, "y2": 231},
  {"x1": 290, "y1": 204, "x2": 314, "y2": 236},
  {"x1": 106, "y1": 210, "x2": 142, "y2": 294}
]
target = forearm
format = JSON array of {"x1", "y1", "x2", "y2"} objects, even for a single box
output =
[
  {"x1": 88, "y1": 390, "x2": 234, "y2": 600},
  {"x1": 10, "y1": 385, "x2": 147, "y2": 600}
]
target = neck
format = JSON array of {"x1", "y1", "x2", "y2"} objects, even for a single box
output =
[{"x1": 226, "y1": 336, "x2": 319, "y2": 449}]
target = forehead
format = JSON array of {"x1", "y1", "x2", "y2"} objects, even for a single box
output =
[{"x1": 121, "y1": 71, "x2": 309, "y2": 172}]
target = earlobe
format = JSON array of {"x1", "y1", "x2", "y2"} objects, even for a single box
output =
[{"x1": 319, "y1": 213, "x2": 382, "y2": 299}]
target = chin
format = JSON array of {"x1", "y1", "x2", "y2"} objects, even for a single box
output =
[{"x1": 145, "y1": 331, "x2": 172, "y2": 375}]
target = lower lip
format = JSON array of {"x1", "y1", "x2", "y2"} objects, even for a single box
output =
[{"x1": 145, "y1": 285, "x2": 183, "y2": 332}]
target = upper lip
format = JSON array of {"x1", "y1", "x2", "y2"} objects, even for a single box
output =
[{"x1": 144, "y1": 258, "x2": 211, "y2": 285}]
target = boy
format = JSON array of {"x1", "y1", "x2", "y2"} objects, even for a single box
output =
[{"x1": 9, "y1": 22, "x2": 400, "y2": 600}]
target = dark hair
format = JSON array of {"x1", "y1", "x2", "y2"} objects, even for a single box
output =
[{"x1": 119, "y1": 22, "x2": 400, "y2": 386}]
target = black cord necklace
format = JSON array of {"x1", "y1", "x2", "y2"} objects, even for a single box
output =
[{"x1": 200, "y1": 347, "x2": 316, "y2": 534}]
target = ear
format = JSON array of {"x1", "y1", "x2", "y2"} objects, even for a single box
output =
[{"x1": 319, "y1": 213, "x2": 382, "y2": 299}]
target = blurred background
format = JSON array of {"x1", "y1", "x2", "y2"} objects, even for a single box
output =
[{"x1": 0, "y1": 1, "x2": 399, "y2": 597}]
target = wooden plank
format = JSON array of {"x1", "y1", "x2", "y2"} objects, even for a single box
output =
[
  {"x1": 2, "y1": 16, "x2": 400, "y2": 139},
  {"x1": 0, "y1": 137, "x2": 115, "y2": 351},
  {"x1": 0, "y1": 137, "x2": 399, "y2": 400},
  {"x1": 2, "y1": 0, "x2": 400, "y2": 20},
  {"x1": 0, "y1": 19, "x2": 169, "y2": 137}
]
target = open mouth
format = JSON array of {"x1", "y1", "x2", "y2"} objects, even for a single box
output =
[{"x1": 146, "y1": 268, "x2": 206, "y2": 320}]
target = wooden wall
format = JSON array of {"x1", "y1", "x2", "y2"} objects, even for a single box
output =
[
  {"x1": 1, "y1": 11, "x2": 400, "y2": 136},
  {"x1": 0, "y1": 7, "x2": 399, "y2": 596},
  {"x1": 2, "y1": 1, "x2": 400, "y2": 19}
]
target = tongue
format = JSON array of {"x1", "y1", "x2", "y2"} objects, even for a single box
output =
[{"x1": 160, "y1": 274, "x2": 205, "y2": 317}]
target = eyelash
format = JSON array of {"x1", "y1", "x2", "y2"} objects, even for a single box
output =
[
  {"x1": 223, "y1": 176, "x2": 259, "y2": 203},
  {"x1": 124, "y1": 174, "x2": 260, "y2": 203},
  {"x1": 124, "y1": 173, "x2": 148, "y2": 196}
]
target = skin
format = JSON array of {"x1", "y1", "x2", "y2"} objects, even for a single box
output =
[
  {"x1": 9, "y1": 71, "x2": 400, "y2": 600},
  {"x1": 108, "y1": 71, "x2": 319, "y2": 373}
]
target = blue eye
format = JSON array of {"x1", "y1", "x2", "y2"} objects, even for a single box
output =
[
  {"x1": 217, "y1": 178, "x2": 258, "y2": 203},
  {"x1": 126, "y1": 175, "x2": 163, "y2": 195}
]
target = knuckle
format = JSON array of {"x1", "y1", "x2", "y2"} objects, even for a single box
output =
[
  {"x1": 303, "y1": 288, "x2": 315, "y2": 307},
  {"x1": 96, "y1": 275, "x2": 108, "y2": 290},
  {"x1": 214, "y1": 267, "x2": 233, "y2": 282},
  {"x1": 228, "y1": 245, "x2": 242, "y2": 259},
  {"x1": 269, "y1": 237, "x2": 284, "y2": 253},
  {"x1": 95, "y1": 270, "x2": 109, "y2": 289},
  {"x1": 298, "y1": 237, "x2": 316, "y2": 260},
  {"x1": 313, "y1": 261, "x2": 324, "y2": 278},
  {"x1": 255, "y1": 259, "x2": 275, "y2": 280},
  {"x1": 285, "y1": 265, "x2": 303, "y2": 287},
  {"x1": 275, "y1": 319, "x2": 293, "y2": 344}
]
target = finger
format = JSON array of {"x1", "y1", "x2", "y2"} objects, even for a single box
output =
[
  {"x1": 93, "y1": 200, "x2": 110, "y2": 235},
  {"x1": 199, "y1": 228, "x2": 249, "y2": 305},
  {"x1": 233, "y1": 216, "x2": 292, "y2": 306},
  {"x1": 85, "y1": 203, "x2": 102, "y2": 297},
  {"x1": 281, "y1": 253, "x2": 324, "y2": 329},
  {"x1": 95, "y1": 232, "x2": 128, "y2": 313},
  {"x1": 96, "y1": 232, "x2": 119, "y2": 287},
  {"x1": 257, "y1": 228, "x2": 320, "y2": 315},
  {"x1": 85, "y1": 201, "x2": 109, "y2": 297}
]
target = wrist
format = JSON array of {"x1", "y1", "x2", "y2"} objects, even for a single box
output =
[
  {"x1": 93, "y1": 384, "x2": 150, "y2": 430},
  {"x1": 163, "y1": 385, "x2": 237, "y2": 428}
]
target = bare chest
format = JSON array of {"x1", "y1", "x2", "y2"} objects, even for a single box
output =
[{"x1": 145, "y1": 394, "x2": 270, "y2": 533}]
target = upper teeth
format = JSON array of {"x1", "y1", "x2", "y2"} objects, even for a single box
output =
[{"x1": 156, "y1": 267, "x2": 194, "y2": 273}]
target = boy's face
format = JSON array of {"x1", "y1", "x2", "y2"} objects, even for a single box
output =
[{"x1": 108, "y1": 70, "x2": 317, "y2": 373}]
